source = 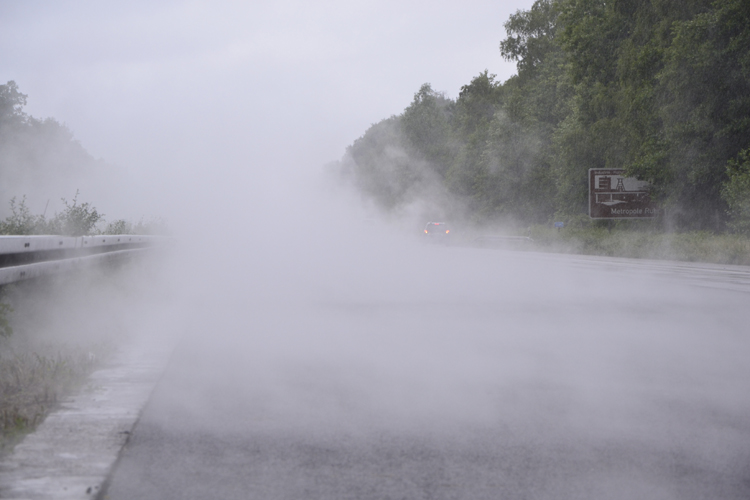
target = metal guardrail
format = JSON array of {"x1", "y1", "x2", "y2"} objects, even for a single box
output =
[{"x1": 0, "y1": 235, "x2": 162, "y2": 286}]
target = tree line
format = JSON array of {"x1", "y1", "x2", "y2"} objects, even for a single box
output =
[
  {"x1": 334, "y1": 0, "x2": 750, "y2": 233},
  {"x1": 0, "y1": 81, "x2": 164, "y2": 236}
]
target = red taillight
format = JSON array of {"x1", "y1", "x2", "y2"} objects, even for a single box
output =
[{"x1": 424, "y1": 229, "x2": 428, "y2": 234}]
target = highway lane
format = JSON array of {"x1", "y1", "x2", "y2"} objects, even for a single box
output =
[{"x1": 104, "y1": 245, "x2": 750, "y2": 499}]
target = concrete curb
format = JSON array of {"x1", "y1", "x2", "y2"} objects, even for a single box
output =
[{"x1": 0, "y1": 335, "x2": 175, "y2": 499}]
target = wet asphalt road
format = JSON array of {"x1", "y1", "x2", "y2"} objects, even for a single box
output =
[{"x1": 104, "y1": 246, "x2": 750, "y2": 500}]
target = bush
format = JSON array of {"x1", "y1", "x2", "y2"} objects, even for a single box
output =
[
  {"x1": 722, "y1": 149, "x2": 750, "y2": 234},
  {"x1": 102, "y1": 219, "x2": 132, "y2": 235},
  {"x1": 47, "y1": 190, "x2": 104, "y2": 237},
  {"x1": 131, "y1": 217, "x2": 169, "y2": 235},
  {"x1": 0, "y1": 197, "x2": 44, "y2": 235},
  {"x1": 1, "y1": 193, "x2": 167, "y2": 237}
]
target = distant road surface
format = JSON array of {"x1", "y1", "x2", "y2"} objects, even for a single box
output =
[{"x1": 104, "y1": 246, "x2": 750, "y2": 500}]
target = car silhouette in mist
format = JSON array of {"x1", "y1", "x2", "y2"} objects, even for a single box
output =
[{"x1": 423, "y1": 222, "x2": 451, "y2": 243}]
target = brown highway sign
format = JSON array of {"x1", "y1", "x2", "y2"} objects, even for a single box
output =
[{"x1": 589, "y1": 168, "x2": 660, "y2": 219}]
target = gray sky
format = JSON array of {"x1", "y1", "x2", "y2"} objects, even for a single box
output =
[{"x1": 1, "y1": 0, "x2": 531, "y2": 222}]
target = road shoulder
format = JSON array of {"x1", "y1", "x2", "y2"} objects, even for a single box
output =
[{"x1": 0, "y1": 334, "x2": 174, "y2": 500}]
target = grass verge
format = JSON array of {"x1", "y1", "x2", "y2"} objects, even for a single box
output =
[
  {"x1": 527, "y1": 225, "x2": 750, "y2": 266},
  {"x1": 0, "y1": 255, "x2": 154, "y2": 456},
  {"x1": 0, "y1": 344, "x2": 108, "y2": 454}
]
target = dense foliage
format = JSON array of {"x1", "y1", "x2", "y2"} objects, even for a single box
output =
[{"x1": 337, "y1": 0, "x2": 750, "y2": 233}]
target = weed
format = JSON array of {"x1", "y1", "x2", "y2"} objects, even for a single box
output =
[
  {"x1": 527, "y1": 225, "x2": 750, "y2": 265},
  {"x1": 0, "y1": 344, "x2": 108, "y2": 453}
]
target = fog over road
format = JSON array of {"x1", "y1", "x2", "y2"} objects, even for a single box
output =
[
  {"x1": 3, "y1": 3, "x2": 747, "y2": 497},
  {"x1": 104, "y1": 241, "x2": 750, "y2": 500}
]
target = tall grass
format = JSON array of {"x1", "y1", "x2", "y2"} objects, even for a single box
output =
[
  {"x1": 528, "y1": 225, "x2": 750, "y2": 265},
  {"x1": 0, "y1": 263, "x2": 141, "y2": 453},
  {"x1": 0, "y1": 344, "x2": 107, "y2": 452}
]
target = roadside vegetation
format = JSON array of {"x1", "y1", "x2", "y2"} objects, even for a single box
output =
[
  {"x1": 0, "y1": 81, "x2": 167, "y2": 237},
  {"x1": 332, "y1": 0, "x2": 750, "y2": 263},
  {"x1": 527, "y1": 225, "x2": 750, "y2": 265},
  {"x1": 0, "y1": 274, "x2": 122, "y2": 454},
  {"x1": 0, "y1": 338, "x2": 104, "y2": 453},
  {"x1": 0, "y1": 193, "x2": 167, "y2": 237},
  {"x1": 0, "y1": 254, "x2": 160, "y2": 455},
  {"x1": 0, "y1": 81, "x2": 166, "y2": 453}
]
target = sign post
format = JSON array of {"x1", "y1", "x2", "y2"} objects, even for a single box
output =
[{"x1": 589, "y1": 169, "x2": 659, "y2": 219}]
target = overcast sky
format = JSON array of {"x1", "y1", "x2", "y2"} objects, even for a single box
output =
[{"x1": 1, "y1": 0, "x2": 532, "y2": 222}]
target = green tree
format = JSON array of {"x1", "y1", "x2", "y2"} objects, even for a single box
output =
[
  {"x1": 553, "y1": 0, "x2": 647, "y2": 216},
  {"x1": 0, "y1": 81, "x2": 28, "y2": 125},
  {"x1": 401, "y1": 83, "x2": 455, "y2": 178},
  {"x1": 337, "y1": 0, "x2": 750, "y2": 231},
  {"x1": 0, "y1": 81, "x2": 101, "y2": 212},
  {"x1": 491, "y1": 0, "x2": 570, "y2": 222},
  {"x1": 501, "y1": 0, "x2": 560, "y2": 76},
  {"x1": 722, "y1": 148, "x2": 750, "y2": 234},
  {"x1": 657, "y1": 0, "x2": 750, "y2": 228},
  {"x1": 446, "y1": 71, "x2": 504, "y2": 203},
  {"x1": 344, "y1": 116, "x2": 420, "y2": 209}
]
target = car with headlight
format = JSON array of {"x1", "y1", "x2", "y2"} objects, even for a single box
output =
[{"x1": 423, "y1": 222, "x2": 451, "y2": 243}]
